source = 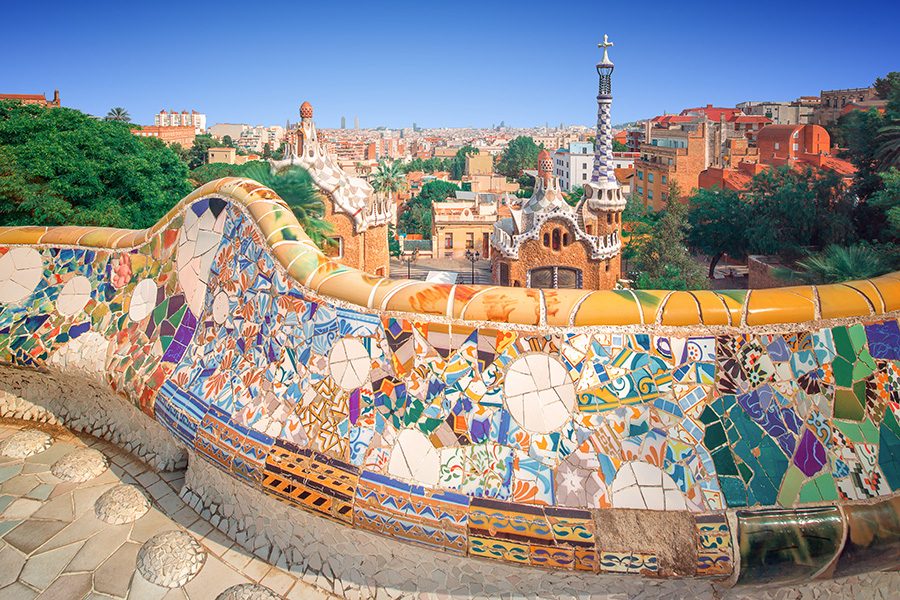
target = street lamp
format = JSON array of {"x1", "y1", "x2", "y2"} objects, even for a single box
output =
[
  {"x1": 400, "y1": 248, "x2": 419, "y2": 280},
  {"x1": 465, "y1": 248, "x2": 481, "y2": 285}
]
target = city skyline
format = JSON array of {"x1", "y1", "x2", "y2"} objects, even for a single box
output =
[{"x1": 3, "y1": 0, "x2": 899, "y2": 128}]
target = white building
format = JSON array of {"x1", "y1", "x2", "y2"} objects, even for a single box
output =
[
  {"x1": 154, "y1": 110, "x2": 206, "y2": 134},
  {"x1": 237, "y1": 125, "x2": 285, "y2": 153},
  {"x1": 553, "y1": 142, "x2": 593, "y2": 191},
  {"x1": 208, "y1": 123, "x2": 247, "y2": 141}
]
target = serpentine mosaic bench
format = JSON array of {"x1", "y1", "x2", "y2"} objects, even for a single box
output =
[{"x1": 1, "y1": 177, "x2": 898, "y2": 593}]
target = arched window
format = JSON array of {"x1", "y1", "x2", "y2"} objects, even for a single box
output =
[
  {"x1": 562, "y1": 233, "x2": 570, "y2": 246},
  {"x1": 543, "y1": 233, "x2": 550, "y2": 247},
  {"x1": 552, "y1": 229, "x2": 561, "y2": 251},
  {"x1": 586, "y1": 224, "x2": 593, "y2": 235},
  {"x1": 528, "y1": 266, "x2": 582, "y2": 289},
  {"x1": 607, "y1": 213, "x2": 612, "y2": 224},
  {"x1": 498, "y1": 262, "x2": 510, "y2": 286}
]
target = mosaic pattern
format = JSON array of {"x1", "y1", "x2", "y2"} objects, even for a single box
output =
[{"x1": 1, "y1": 177, "x2": 899, "y2": 586}]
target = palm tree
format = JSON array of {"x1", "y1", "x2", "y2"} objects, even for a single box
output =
[
  {"x1": 241, "y1": 162, "x2": 332, "y2": 247},
  {"x1": 370, "y1": 160, "x2": 407, "y2": 223},
  {"x1": 875, "y1": 123, "x2": 900, "y2": 171},
  {"x1": 783, "y1": 244, "x2": 891, "y2": 284},
  {"x1": 105, "y1": 107, "x2": 131, "y2": 123}
]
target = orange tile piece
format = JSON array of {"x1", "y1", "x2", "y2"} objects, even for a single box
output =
[
  {"x1": 385, "y1": 283, "x2": 454, "y2": 316},
  {"x1": 37, "y1": 226, "x2": 96, "y2": 245},
  {"x1": 660, "y1": 292, "x2": 701, "y2": 326},
  {"x1": 573, "y1": 291, "x2": 642, "y2": 326},
  {"x1": 316, "y1": 271, "x2": 384, "y2": 307},
  {"x1": 745, "y1": 286, "x2": 816, "y2": 326},
  {"x1": 690, "y1": 291, "x2": 732, "y2": 326},
  {"x1": 844, "y1": 279, "x2": 886, "y2": 314},
  {"x1": 370, "y1": 278, "x2": 422, "y2": 310},
  {"x1": 543, "y1": 288, "x2": 592, "y2": 327},
  {"x1": 631, "y1": 290, "x2": 670, "y2": 324},
  {"x1": 817, "y1": 284, "x2": 873, "y2": 319},
  {"x1": 871, "y1": 273, "x2": 900, "y2": 312},
  {"x1": 460, "y1": 287, "x2": 541, "y2": 326},
  {"x1": 0, "y1": 227, "x2": 48, "y2": 245}
]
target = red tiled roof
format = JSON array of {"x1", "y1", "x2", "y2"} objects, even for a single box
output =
[
  {"x1": 680, "y1": 105, "x2": 743, "y2": 122},
  {"x1": 0, "y1": 93, "x2": 47, "y2": 100},
  {"x1": 729, "y1": 115, "x2": 772, "y2": 123}
]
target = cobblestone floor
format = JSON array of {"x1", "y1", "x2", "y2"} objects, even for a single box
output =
[{"x1": 0, "y1": 420, "x2": 331, "y2": 600}]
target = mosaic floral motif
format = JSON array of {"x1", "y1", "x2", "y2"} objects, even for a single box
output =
[{"x1": 1, "y1": 183, "x2": 899, "y2": 584}]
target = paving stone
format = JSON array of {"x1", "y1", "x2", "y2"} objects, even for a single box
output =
[
  {"x1": 94, "y1": 541, "x2": 141, "y2": 597},
  {"x1": 183, "y1": 555, "x2": 249, "y2": 599},
  {"x1": 95, "y1": 484, "x2": 150, "y2": 524},
  {"x1": 215, "y1": 583, "x2": 282, "y2": 600},
  {"x1": 1, "y1": 498, "x2": 42, "y2": 520},
  {"x1": 0, "y1": 582, "x2": 37, "y2": 600},
  {"x1": 0, "y1": 474, "x2": 41, "y2": 496},
  {"x1": 0, "y1": 545, "x2": 25, "y2": 588},
  {"x1": 259, "y1": 569, "x2": 295, "y2": 596},
  {"x1": 36, "y1": 511, "x2": 108, "y2": 554},
  {"x1": 65, "y1": 523, "x2": 132, "y2": 572},
  {"x1": 2, "y1": 519, "x2": 68, "y2": 555},
  {"x1": 29, "y1": 492, "x2": 74, "y2": 521},
  {"x1": 0, "y1": 430, "x2": 52, "y2": 459},
  {"x1": 127, "y1": 571, "x2": 169, "y2": 600},
  {"x1": 24, "y1": 442, "x2": 76, "y2": 466},
  {"x1": 24, "y1": 483, "x2": 53, "y2": 501},
  {"x1": 130, "y1": 507, "x2": 174, "y2": 544},
  {"x1": 50, "y1": 448, "x2": 108, "y2": 482},
  {"x1": 0, "y1": 521, "x2": 21, "y2": 538},
  {"x1": 35, "y1": 572, "x2": 92, "y2": 600},
  {"x1": 0, "y1": 466, "x2": 23, "y2": 485},
  {"x1": 19, "y1": 540, "x2": 84, "y2": 590}
]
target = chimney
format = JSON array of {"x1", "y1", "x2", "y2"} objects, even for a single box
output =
[{"x1": 52, "y1": 89, "x2": 60, "y2": 105}]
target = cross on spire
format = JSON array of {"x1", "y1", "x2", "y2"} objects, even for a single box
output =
[{"x1": 598, "y1": 34, "x2": 614, "y2": 63}]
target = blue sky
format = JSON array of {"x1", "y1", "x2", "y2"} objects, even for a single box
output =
[{"x1": 3, "y1": 0, "x2": 898, "y2": 128}]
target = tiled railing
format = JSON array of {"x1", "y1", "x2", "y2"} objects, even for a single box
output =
[{"x1": 1, "y1": 177, "x2": 898, "y2": 586}]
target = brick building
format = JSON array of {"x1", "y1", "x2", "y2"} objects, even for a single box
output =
[
  {"x1": 634, "y1": 121, "x2": 708, "y2": 209},
  {"x1": 813, "y1": 87, "x2": 879, "y2": 125},
  {"x1": 271, "y1": 102, "x2": 390, "y2": 276},
  {"x1": 131, "y1": 125, "x2": 196, "y2": 148},
  {"x1": 0, "y1": 90, "x2": 60, "y2": 107},
  {"x1": 491, "y1": 37, "x2": 624, "y2": 290}
]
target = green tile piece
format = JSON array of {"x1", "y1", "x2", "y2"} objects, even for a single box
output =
[
  {"x1": 833, "y1": 420, "x2": 864, "y2": 443},
  {"x1": 834, "y1": 388, "x2": 865, "y2": 421},
  {"x1": 848, "y1": 323, "x2": 867, "y2": 353},
  {"x1": 831, "y1": 357, "x2": 853, "y2": 387},
  {"x1": 778, "y1": 465, "x2": 805, "y2": 507},
  {"x1": 858, "y1": 419, "x2": 879, "y2": 444},
  {"x1": 832, "y1": 326, "x2": 855, "y2": 360}
]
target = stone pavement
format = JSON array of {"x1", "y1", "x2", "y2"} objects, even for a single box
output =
[{"x1": 0, "y1": 420, "x2": 331, "y2": 600}]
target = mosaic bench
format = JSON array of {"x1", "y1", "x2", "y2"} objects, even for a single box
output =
[{"x1": 1, "y1": 177, "x2": 898, "y2": 594}]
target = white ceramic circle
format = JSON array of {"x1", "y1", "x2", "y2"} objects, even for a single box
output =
[
  {"x1": 328, "y1": 337, "x2": 370, "y2": 391},
  {"x1": 502, "y1": 354, "x2": 575, "y2": 433},
  {"x1": 0, "y1": 248, "x2": 43, "y2": 304},
  {"x1": 129, "y1": 279, "x2": 158, "y2": 322},
  {"x1": 387, "y1": 428, "x2": 440, "y2": 486},
  {"x1": 56, "y1": 275, "x2": 92, "y2": 316}
]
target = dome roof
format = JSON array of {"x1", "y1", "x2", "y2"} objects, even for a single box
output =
[{"x1": 300, "y1": 101, "x2": 313, "y2": 119}]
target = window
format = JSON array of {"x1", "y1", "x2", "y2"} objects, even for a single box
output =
[
  {"x1": 793, "y1": 143, "x2": 799, "y2": 151},
  {"x1": 661, "y1": 175, "x2": 667, "y2": 185},
  {"x1": 648, "y1": 190, "x2": 654, "y2": 200},
  {"x1": 562, "y1": 233, "x2": 570, "y2": 246},
  {"x1": 465, "y1": 232, "x2": 474, "y2": 249},
  {"x1": 324, "y1": 236, "x2": 343, "y2": 258},
  {"x1": 444, "y1": 233, "x2": 453, "y2": 249},
  {"x1": 648, "y1": 173, "x2": 654, "y2": 183},
  {"x1": 552, "y1": 229, "x2": 561, "y2": 251},
  {"x1": 528, "y1": 266, "x2": 582, "y2": 289},
  {"x1": 637, "y1": 186, "x2": 643, "y2": 195},
  {"x1": 543, "y1": 233, "x2": 550, "y2": 247},
  {"x1": 637, "y1": 171, "x2": 643, "y2": 180},
  {"x1": 774, "y1": 142, "x2": 780, "y2": 150},
  {"x1": 607, "y1": 213, "x2": 612, "y2": 224},
  {"x1": 582, "y1": 173, "x2": 587, "y2": 180},
  {"x1": 498, "y1": 262, "x2": 510, "y2": 286},
  {"x1": 586, "y1": 224, "x2": 593, "y2": 235}
]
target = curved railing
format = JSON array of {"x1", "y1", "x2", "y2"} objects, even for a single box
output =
[{"x1": 0, "y1": 177, "x2": 898, "y2": 588}]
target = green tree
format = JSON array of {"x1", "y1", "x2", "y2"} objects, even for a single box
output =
[
  {"x1": 189, "y1": 161, "x2": 263, "y2": 186},
  {"x1": 833, "y1": 108, "x2": 886, "y2": 200},
  {"x1": 222, "y1": 135, "x2": 235, "y2": 147},
  {"x1": 745, "y1": 166, "x2": 856, "y2": 260},
  {"x1": 613, "y1": 140, "x2": 629, "y2": 152},
  {"x1": 875, "y1": 123, "x2": 900, "y2": 170},
  {"x1": 0, "y1": 101, "x2": 190, "y2": 229},
  {"x1": 418, "y1": 179, "x2": 460, "y2": 205},
  {"x1": 496, "y1": 136, "x2": 542, "y2": 178},
  {"x1": 243, "y1": 162, "x2": 332, "y2": 246},
  {"x1": 687, "y1": 187, "x2": 752, "y2": 278},
  {"x1": 630, "y1": 195, "x2": 707, "y2": 290},
  {"x1": 869, "y1": 168, "x2": 900, "y2": 240},
  {"x1": 397, "y1": 200, "x2": 432, "y2": 239},
  {"x1": 105, "y1": 107, "x2": 131, "y2": 122},
  {"x1": 187, "y1": 134, "x2": 221, "y2": 169},
  {"x1": 450, "y1": 145, "x2": 479, "y2": 180},
  {"x1": 262, "y1": 142, "x2": 273, "y2": 160},
  {"x1": 370, "y1": 160, "x2": 407, "y2": 207}
]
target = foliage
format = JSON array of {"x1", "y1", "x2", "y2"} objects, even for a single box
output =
[
  {"x1": 105, "y1": 107, "x2": 131, "y2": 122},
  {"x1": 0, "y1": 101, "x2": 191, "y2": 229},
  {"x1": 399, "y1": 157, "x2": 453, "y2": 174},
  {"x1": 630, "y1": 198, "x2": 707, "y2": 290},
  {"x1": 449, "y1": 145, "x2": 480, "y2": 180},
  {"x1": 612, "y1": 140, "x2": 629, "y2": 152},
  {"x1": 418, "y1": 179, "x2": 460, "y2": 205},
  {"x1": 189, "y1": 161, "x2": 267, "y2": 186},
  {"x1": 744, "y1": 167, "x2": 856, "y2": 260},
  {"x1": 187, "y1": 134, "x2": 221, "y2": 169},
  {"x1": 834, "y1": 109, "x2": 886, "y2": 200},
  {"x1": 370, "y1": 160, "x2": 406, "y2": 199},
  {"x1": 243, "y1": 162, "x2": 332, "y2": 246},
  {"x1": 782, "y1": 244, "x2": 893, "y2": 284},
  {"x1": 687, "y1": 187, "x2": 752, "y2": 277},
  {"x1": 564, "y1": 186, "x2": 583, "y2": 207},
  {"x1": 875, "y1": 124, "x2": 900, "y2": 171},
  {"x1": 869, "y1": 168, "x2": 900, "y2": 240},
  {"x1": 388, "y1": 225, "x2": 401, "y2": 258},
  {"x1": 495, "y1": 136, "x2": 542, "y2": 178},
  {"x1": 396, "y1": 180, "x2": 460, "y2": 239}
]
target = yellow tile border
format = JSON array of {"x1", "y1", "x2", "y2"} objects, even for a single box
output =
[{"x1": 2, "y1": 177, "x2": 898, "y2": 329}]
